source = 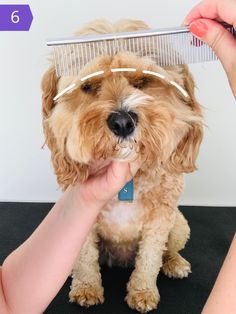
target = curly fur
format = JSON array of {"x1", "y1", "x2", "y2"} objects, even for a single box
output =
[{"x1": 41, "y1": 19, "x2": 203, "y2": 313}]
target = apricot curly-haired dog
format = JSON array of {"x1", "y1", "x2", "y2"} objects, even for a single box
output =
[{"x1": 41, "y1": 19, "x2": 203, "y2": 313}]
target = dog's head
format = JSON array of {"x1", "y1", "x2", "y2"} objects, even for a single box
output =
[{"x1": 42, "y1": 19, "x2": 203, "y2": 190}]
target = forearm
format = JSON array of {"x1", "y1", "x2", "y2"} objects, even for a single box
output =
[
  {"x1": 1, "y1": 186, "x2": 101, "y2": 314},
  {"x1": 202, "y1": 233, "x2": 236, "y2": 314}
]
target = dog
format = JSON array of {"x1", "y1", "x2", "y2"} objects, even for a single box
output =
[{"x1": 41, "y1": 19, "x2": 203, "y2": 313}]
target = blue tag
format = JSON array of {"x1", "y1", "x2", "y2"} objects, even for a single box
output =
[{"x1": 118, "y1": 180, "x2": 134, "y2": 201}]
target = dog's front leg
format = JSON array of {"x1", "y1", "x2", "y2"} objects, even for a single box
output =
[
  {"x1": 126, "y1": 209, "x2": 176, "y2": 313},
  {"x1": 69, "y1": 227, "x2": 104, "y2": 307}
]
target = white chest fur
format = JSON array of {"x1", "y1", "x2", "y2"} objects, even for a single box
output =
[{"x1": 102, "y1": 200, "x2": 140, "y2": 227}]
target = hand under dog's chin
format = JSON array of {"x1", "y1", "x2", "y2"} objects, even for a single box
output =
[{"x1": 88, "y1": 149, "x2": 139, "y2": 178}]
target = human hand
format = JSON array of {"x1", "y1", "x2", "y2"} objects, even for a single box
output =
[
  {"x1": 183, "y1": 0, "x2": 236, "y2": 98},
  {"x1": 79, "y1": 161, "x2": 133, "y2": 205},
  {"x1": 64, "y1": 160, "x2": 140, "y2": 214}
]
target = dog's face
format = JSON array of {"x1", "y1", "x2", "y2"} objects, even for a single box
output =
[{"x1": 42, "y1": 20, "x2": 203, "y2": 189}]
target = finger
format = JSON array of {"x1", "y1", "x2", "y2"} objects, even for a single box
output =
[
  {"x1": 183, "y1": 0, "x2": 236, "y2": 26},
  {"x1": 189, "y1": 18, "x2": 236, "y2": 97},
  {"x1": 183, "y1": 1, "x2": 220, "y2": 25},
  {"x1": 81, "y1": 162, "x2": 130, "y2": 204},
  {"x1": 129, "y1": 158, "x2": 142, "y2": 178},
  {"x1": 107, "y1": 161, "x2": 131, "y2": 187},
  {"x1": 96, "y1": 161, "x2": 130, "y2": 197}
]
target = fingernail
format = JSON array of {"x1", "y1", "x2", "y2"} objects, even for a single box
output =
[{"x1": 189, "y1": 20, "x2": 208, "y2": 38}]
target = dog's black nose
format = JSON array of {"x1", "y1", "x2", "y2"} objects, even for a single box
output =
[{"x1": 107, "y1": 110, "x2": 138, "y2": 138}]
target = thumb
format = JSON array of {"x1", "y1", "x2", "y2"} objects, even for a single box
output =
[
  {"x1": 105, "y1": 161, "x2": 132, "y2": 191},
  {"x1": 189, "y1": 19, "x2": 236, "y2": 95},
  {"x1": 79, "y1": 162, "x2": 132, "y2": 205}
]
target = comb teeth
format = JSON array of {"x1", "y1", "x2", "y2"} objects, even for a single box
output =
[{"x1": 48, "y1": 25, "x2": 236, "y2": 77}]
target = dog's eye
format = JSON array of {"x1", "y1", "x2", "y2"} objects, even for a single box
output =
[
  {"x1": 81, "y1": 82, "x2": 100, "y2": 94},
  {"x1": 132, "y1": 77, "x2": 151, "y2": 89}
]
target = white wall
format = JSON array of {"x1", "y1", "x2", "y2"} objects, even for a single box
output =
[{"x1": 0, "y1": 0, "x2": 235, "y2": 205}]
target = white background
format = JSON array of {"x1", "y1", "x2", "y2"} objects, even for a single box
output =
[{"x1": 0, "y1": 0, "x2": 235, "y2": 205}]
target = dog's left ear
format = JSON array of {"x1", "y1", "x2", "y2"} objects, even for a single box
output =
[{"x1": 168, "y1": 65, "x2": 203, "y2": 173}]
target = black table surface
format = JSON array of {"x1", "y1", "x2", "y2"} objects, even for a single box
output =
[{"x1": 0, "y1": 202, "x2": 235, "y2": 314}]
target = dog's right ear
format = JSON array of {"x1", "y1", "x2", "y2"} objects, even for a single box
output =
[
  {"x1": 41, "y1": 66, "x2": 58, "y2": 119},
  {"x1": 41, "y1": 67, "x2": 89, "y2": 190}
]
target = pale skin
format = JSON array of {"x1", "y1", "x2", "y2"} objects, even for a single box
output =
[
  {"x1": 184, "y1": 0, "x2": 236, "y2": 313},
  {"x1": 184, "y1": 0, "x2": 236, "y2": 98},
  {"x1": 0, "y1": 1, "x2": 236, "y2": 313}
]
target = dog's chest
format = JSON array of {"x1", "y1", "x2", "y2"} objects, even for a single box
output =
[
  {"x1": 102, "y1": 200, "x2": 140, "y2": 226},
  {"x1": 97, "y1": 197, "x2": 144, "y2": 242},
  {"x1": 97, "y1": 174, "x2": 162, "y2": 242}
]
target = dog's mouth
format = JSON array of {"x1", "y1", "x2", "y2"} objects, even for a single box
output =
[
  {"x1": 114, "y1": 137, "x2": 139, "y2": 161},
  {"x1": 88, "y1": 138, "x2": 139, "y2": 177}
]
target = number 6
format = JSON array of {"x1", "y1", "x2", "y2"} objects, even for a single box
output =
[{"x1": 11, "y1": 10, "x2": 20, "y2": 24}]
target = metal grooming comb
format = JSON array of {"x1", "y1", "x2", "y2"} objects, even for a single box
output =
[{"x1": 47, "y1": 23, "x2": 236, "y2": 77}]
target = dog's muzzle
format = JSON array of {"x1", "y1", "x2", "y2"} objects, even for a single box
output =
[{"x1": 107, "y1": 110, "x2": 138, "y2": 138}]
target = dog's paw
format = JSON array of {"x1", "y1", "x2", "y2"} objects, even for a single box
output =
[
  {"x1": 125, "y1": 288, "x2": 160, "y2": 313},
  {"x1": 69, "y1": 280, "x2": 104, "y2": 307},
  {"x1": 162, "y1": 253, "x2": 191, "y2": 279}
]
